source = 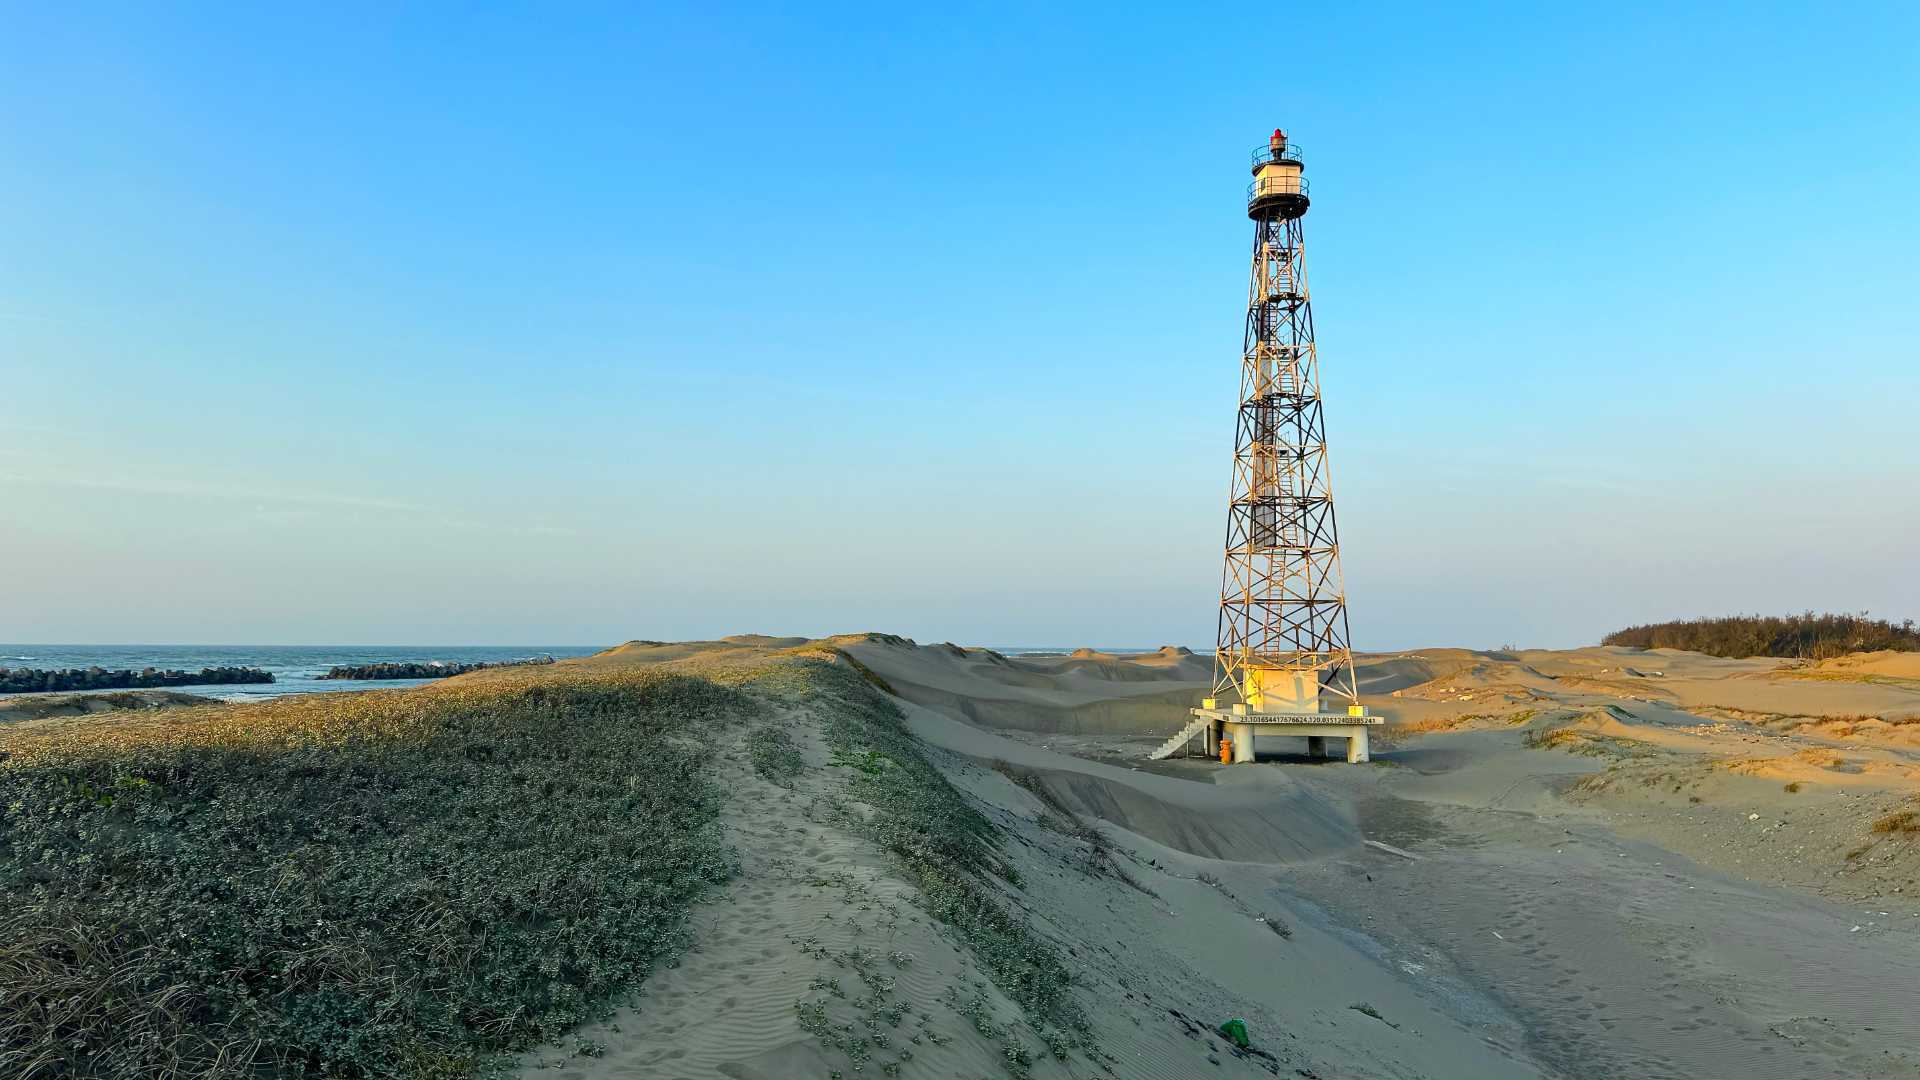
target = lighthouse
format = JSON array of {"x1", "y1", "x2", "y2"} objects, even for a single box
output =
[{"x1": 1186, "y1": 128, "x2": 1378, "y2": 765}]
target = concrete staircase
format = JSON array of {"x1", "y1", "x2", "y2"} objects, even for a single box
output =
[{"x1": 1147, "y1": 716, "x2": 1211, "y2": 761}]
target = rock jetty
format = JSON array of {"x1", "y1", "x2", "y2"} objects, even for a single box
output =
[
  {"x1": 0, "y1": 666, "x2": 273, "y2": 694},
  {"x1": 317, "y1": 656, "x2": 556, "y2": 681}
]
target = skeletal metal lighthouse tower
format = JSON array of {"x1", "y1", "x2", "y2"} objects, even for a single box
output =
[
  {"x1": 1219, "y1": 129, "x2": 1358, "y2": 711},
  {"x1": 1171, "y1": 128, "x2": 1378, "y2": 765}
]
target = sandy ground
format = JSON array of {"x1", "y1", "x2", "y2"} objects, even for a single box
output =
[
  {"x1": 518, "y1": 636, "x2": 1920, "y2": 1079},
  {"x1": 0, "y1": 688, "x2": 217, "y2": 727}
]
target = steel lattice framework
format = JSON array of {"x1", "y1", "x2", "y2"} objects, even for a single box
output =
[{"x1": 1214, "y1": 138, "x2": 1360, "y2": 708}]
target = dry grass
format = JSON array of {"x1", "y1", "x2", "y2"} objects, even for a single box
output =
[
  {"x1": 1871, "y1": 809, "x2": 1919, "y2": 834},
  {"x1": 1525, "y1": 726, "x2": 1584, "y2": 751},
  {"x1": 1779, "y1": 672, "x2": 1920, "y2": 689},
  {"x1": 1394, "y1": 714, "x2": 1470, "y2": 734},
  {"x1": 1525, "y1": 717, "x2": 1656, "y2": 762},
  {"x1": 1786, "y1": 715, "x2": 1920, "y2": 745},
  {"x1": 1394, "y1": 708, "x2": 1542, "y2": 735}
]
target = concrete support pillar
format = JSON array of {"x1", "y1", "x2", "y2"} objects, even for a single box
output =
[
  {"x1": 1229, "y1": 723, "x2": 1257, "y2": 763},
  {"x1": 1305, "y1": 735, "x2": 1326, "y2": 759},
  {"x1": 1346, "y1": 729, "x2": 1371, "y2": 763}
]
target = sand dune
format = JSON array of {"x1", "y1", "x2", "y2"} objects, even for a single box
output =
[
  {"x1": 895, "y1": 698, "x2": 1358, "y2": 864},
  {"x1": 519, "y1": 635, "x2": 1920, "y2": 1079},
  {"x1": 840, "y1": 636, "x2": 1214, "y2": 735},
  {"x1": 1809, "y1": 650, "x2": 1920, "y2": 679},
  {"x1": 0, "y1": 688, "x2": 216, "y2": 727}
]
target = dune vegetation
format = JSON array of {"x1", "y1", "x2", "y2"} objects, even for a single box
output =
[
  {"x1": 801, "y1": 661, "x2": 1086, "y2": 1057},
  {"x1": 1602, "y1": 612, "x2": 1920, "y2": 660},
  {"x1": 709, "y1": 640, "x2": 1087, "y2": 1068},
  {"x1": 0, "y1": 666, "x2": 739, "y2": 1078},
  {"x1": 0, "y1": 640, "x2": 1082, "y2": 1079}
]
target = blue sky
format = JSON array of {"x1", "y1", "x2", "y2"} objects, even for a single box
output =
[{"x1": 2, "y1": 2, "x2": 1916, "y2": 648}]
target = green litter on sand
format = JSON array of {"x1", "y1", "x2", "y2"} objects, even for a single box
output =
[{"x1": 1218, "y1": 1017, "x2": 1251, "y2": 1049}]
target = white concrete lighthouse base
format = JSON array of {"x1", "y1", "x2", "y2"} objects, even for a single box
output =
[{"x1": 1189, "y1": 707, "x2": 1380, "y2": 765}]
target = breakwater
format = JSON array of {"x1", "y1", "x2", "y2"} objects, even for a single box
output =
[
  {"x1": 0, "y1": 666, "x2": 274, "y2": 694},
  {"x1": 317, "y1": 656, "x2": 556, "y2": 681}
]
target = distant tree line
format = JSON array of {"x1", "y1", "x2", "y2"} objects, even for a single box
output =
[
  {"x1": 0, "y1": 666, "x2": 273, "y2": 694},
  {"x1": 317, "y1": 656, "x2": 555, "y2": 681},
  {"x1": 1602, "y1": 612, "x2": 1920, "y2": 660}
]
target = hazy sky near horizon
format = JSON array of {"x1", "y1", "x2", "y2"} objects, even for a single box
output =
[{"x1": 3, "y1": 3, "x2": 1917, "y2": 649}]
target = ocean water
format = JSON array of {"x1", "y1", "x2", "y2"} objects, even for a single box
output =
[
  {"x1": 0, "y1": 644, "x2": 604, "y2": 701},
  {"x1": 0, "y1": 642, "x2": 1213, "y2": 702}
]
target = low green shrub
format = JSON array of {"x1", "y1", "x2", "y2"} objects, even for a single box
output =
[
  {"x1": 749, "y1": 724, "x2": 806, "y2": 788},
  {"x1": 748, "y1": 655, "x2": 1086, "y2": 1053},
  {"x1": 0, "y1": 672, "x2": 739, "y2": 1078}
]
